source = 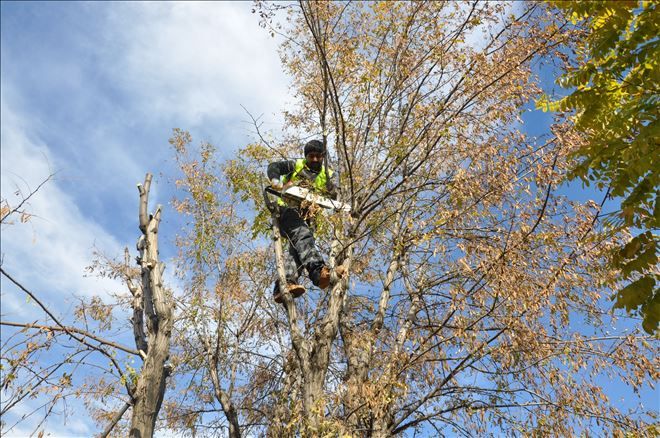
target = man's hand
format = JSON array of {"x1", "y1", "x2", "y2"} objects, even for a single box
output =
[{"x1": 270, "y1": 178, "x2": 284, "y2": 191}]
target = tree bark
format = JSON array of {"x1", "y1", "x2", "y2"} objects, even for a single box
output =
[
  {"x1": 207, "y1": 350, "x2": 241, "y2": 438},
  {"x1": 129, "y1": 173, "x2": 174, "y2": 438}
]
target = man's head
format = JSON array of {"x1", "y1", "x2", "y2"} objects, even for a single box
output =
[{"x1": 304, "y1": 139, "x2": 325, "y2": 172}]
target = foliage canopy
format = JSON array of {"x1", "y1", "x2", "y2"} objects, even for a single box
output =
[{"x1": 540, "y1": 0, "x2": 659, "y2": 333}]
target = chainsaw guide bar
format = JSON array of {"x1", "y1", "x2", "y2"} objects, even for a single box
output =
[{"x1": 265, "y1": 186, "x2": 351, "y2": 213}]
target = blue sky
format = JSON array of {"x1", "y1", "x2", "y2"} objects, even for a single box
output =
[
  {"x1": 1, "y1": 2, "x2": 289, "y2": 435},
  {"x1": 1, "y1": 2, "x2": 657, "y2": 436},
  {"x1": 1, "y1": 1, "x2": 289, "y2": 293}
]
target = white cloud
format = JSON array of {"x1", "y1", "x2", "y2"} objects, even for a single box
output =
[
  {"x1": 103, "y1": 2, "x2": 291, "y2": 128},
  {"x1": 1, "y1": 2, "x2": 291, "y2": 315},
  {"x1": 1, "y1": 397, "x2": 94, "y2": 438},
  {"x1": 1, "y1": 99, "x2": 126, "y2": 320}
]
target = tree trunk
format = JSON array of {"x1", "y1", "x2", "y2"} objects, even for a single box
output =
[
  {"x1": 129, "y1": 342, "x2": 171, "y2": 437},
  {"x1": 129, "y1": 173, "x2": 174, "y2": 437},
  {"x1": 297, "y1": 253, "x2": 352, "y2": 433},
  {"x1": 265, "y1": 171, "x2": 354, "y2": 433},
  {"x1": 300, "y1": 363, "x2": 327, "y2": 431},
  {"x1": 341, "y1": 318, "x2": 371, "y2": 431},
  {"x1": 208, "y1": 362, "x2": 240, "y2": 438},
  {"x1": 217, "y1": 390, "x2": 240, "y2": 438}
]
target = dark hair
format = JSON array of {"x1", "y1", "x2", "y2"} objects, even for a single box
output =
[{"x1": 304, "y1": 139, "x2": 325, "y2": 156}]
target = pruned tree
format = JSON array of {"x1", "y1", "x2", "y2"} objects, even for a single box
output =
[
  {"x1": 1, "y1": 173, "x2": 174, "y2": 438},
  {"x1": 124, "y1": 173, "x2": 174, "y2": 437}
]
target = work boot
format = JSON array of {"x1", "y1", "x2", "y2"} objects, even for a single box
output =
[
  {"x1": 273, "y1": 280, "x2": 306, "y2": 304},
  {"x1": 310, "y1": 265, "x2": 345, "y2": 289}
]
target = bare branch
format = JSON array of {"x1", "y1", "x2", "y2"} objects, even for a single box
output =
[
  {"x1": 100, "y1": 401, "x2": 131, "y2": 438},
  {"x1": 0, "y1": 321, "x2": 139, "y2": 356}
]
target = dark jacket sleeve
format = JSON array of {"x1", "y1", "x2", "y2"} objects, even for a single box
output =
[{"x1": 267, "y1": 160, "x2": 296, "y2": 181}]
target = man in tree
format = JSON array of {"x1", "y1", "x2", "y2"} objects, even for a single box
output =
[{"x1": 268, "y1": 139, "x2": 339, "y2": 303}]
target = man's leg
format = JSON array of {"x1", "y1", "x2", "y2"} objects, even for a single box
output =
[
  {"x1": 272, "y1": 245, "x2": 306, "y2": 303},
  {"x1": 273, "y1": 210, "x2": 308, "y2": 303},
  {"x1": 279, "y1": 207, "x2": 328, "y2": 287},
  {"x1": 285, "y1": 242, "x2": 305, "y2": 284}
]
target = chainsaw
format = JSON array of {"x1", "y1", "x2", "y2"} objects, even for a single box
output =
[{"x1": 264, "y1": 185, "x2": 351, "y2": 213}]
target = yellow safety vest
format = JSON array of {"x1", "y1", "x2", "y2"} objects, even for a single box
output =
[{"x1": 277, "y1": 159, "x2": 332, "y2": 207}]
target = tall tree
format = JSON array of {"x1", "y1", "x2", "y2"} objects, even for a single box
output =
[
  {"x1": 540, "y1": 0, "x2": 659, "y2": 333},
  {"x1": 241, "y1": 1, "x2": 658, "y2": 435}
]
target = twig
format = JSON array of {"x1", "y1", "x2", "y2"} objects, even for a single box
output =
[
  {"x1": 0, "y1": 268, "x2": 134, "y2": 395},
  {"x1": 241, "y1": 104, "x2": 289, "y2": 160},
  {"x1": 1, "y1": 174, "x2": 54, "y2": 223}
]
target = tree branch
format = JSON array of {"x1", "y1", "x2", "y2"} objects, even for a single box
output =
[
  {"x1": 0, "y1": 321, "x2": 139, "y2": 356},
  {"x1": 100, "y1": 401, "x2": 132, "y2": 438}
]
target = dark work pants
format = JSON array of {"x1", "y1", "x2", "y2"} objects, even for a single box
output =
[{"x1": 278, "y1": 206, "x2": 324, "y2": 284}]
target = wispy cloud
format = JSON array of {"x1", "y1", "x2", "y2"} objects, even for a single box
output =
[
  {"x1": 1, "y1": 397, "x2": 94, "y2": 437},
  {"x1": 1, "y1": 2, "x2": 290, "y2": 314},
  {"x1": 1, "y1": 99, "x2": 125, "y2": 315},
  {"x1": 1, "y1": 1, "x2": 291, "y2": 246},
  {"x1": 102, "y1": 2, "x2": 290, "y2": 128}
]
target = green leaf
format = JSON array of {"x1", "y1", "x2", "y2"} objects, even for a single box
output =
[
  {"x1": 550, "y1": 0, "x2": 659, "y2": 334},
  {"x1": 641, "y1": 290, "x2": 660, "y2": 334},
  {"x1": 613, "y1": 275, "x2": 655, "y2": 312},
  {"x1": 621, "y1": 244, "x2": 658, "y2": 277},
  {"x1": 622, "y1": 236, "x2": 643, "y2": 258}
]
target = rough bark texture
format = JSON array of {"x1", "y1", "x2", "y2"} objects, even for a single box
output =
[{"x1": 129, "y1": 173, "x2": 174, "y2": 438}]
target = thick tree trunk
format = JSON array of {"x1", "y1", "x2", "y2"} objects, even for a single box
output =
[
  {"x1": 266, "y1": 180, "x2": 353, "y2": 433},
  {"x1": 297, "y1": 251, "x2": 352, "y2": 433},
  {"x1": 341, "y1": 320, "x2": 371, "y2": 431},
  {"x1": 300, "y1": 362, "x2": 328, "y2": 431},
  {"x1": 129, "y1": 342, "x2": 171, "y2": 437},
  {"x1": 129, "y1": 173, "x2": 174, "y2": 438}
]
